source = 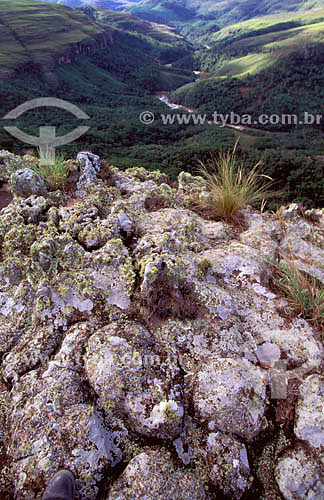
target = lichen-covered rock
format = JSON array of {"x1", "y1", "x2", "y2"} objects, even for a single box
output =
[
  {"x1": 190, "y1": 357, "x2": 267, "y2": 441},
  {"x1": 113, "y1": 167, "x2": 180, "y2": 214},
  {"x1": 77, "y1": 219, "x2": 119, "y2": 250},
  {"x1": 8, "y1": 323, "x2": 123, "y2": 500},
  {"x1": 177, "y1": 171, "x2": 207, "y2": 201},
  {"x1": 136, "y1": 208, "x2": 204, "y2": 243},
  {"x1": 9, "y1": 195, "x2": 49, "y2": 225},
  {"x1": 124, "y1": 166, "x2": 169, "y2": 185},
  {"x1": 240, "y1": 210, "x2": 283, "y2": 259},
  {"x1": 76, "y1": 151, "x2": 100, "y2": 195},
  {"x1": 275, "y1": 447, "x2": 324, "y2": 500},
  {"x1": 0, "y1": 151, "x2": 29, "y2": 182},
  {"x1": 84, "y1": 322, "x2": 183, "y2": 439},
  {"x1": 58, "y1": 196, "x2": 118, "y2": 239},
  {"x1": 0, "y1": 382, "x2": 9, "y2": 454},
  {"x1": 279, "y1": 205, "x2": 324, "y2": 283},
  {"x1": 175, "y1": 417, "x2": 252, "y2": 499},
  {"x1": 10, "y1": 168, "x2": 47, "y2": 198},
  {"x1": 1, "y1": 152, "x2": 324, "y2": 500},
  {"x1": 253, "y1": 318, "x2": 323, "y2": 375},
  {"x1": 106, "y1": 449, "x2": 209, "y2": 500},
  {"x1": 203, "y1": 432, "x2": 252, "y2": 499},
  {"x1": 294, "y1": 375, "x2": 324, "y2": 452}
]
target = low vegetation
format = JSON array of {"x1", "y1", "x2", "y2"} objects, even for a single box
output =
[
  {"x1": 31, "y1": 150, "x2": 69, "y2": 187},
  {"x1": 272, "y1": 253, "x2": 324, "y2": 333},
  {"x1": 190, "y1": 141, "x2": 278, "y2": 220}
]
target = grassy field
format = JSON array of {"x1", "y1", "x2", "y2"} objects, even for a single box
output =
[
  {"x1": 211, "y1": 31, "x2": 323, "y2": 77},
  {"x1": 175, "y1": 9, "x2": 324, "y2": 79},
  {"x1": 211, "y1": 8, "x2": 324, "y2": 43},
  {"x1": 0, "y1": 0, "x2": 193, "y2": 87},
  {"x1": 0, "y1": 0, "x2": 105, "y2": 73}
]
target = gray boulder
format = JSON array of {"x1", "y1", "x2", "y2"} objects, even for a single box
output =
[
  {"x1": 106, "y1": 449, "x2": 209, "y2": 500},
  {"x1": 275, "y1": 447, "x2": 324, "y2": 500},
  {"x1": 84, "y1": 322, "x2": 183, "y2": 440},
  {"x1": 190, "y1": 357, "x2": 267, "y2": 441},
  {"x1": 10, "y1": 168, "x2": 47, "y2": 198},
  {"x1": 294, "y1": 375, "x2": 324, "y2": 452}
]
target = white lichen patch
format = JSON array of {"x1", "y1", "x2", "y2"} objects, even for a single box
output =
[{"x1": 191, "y1": 357, "x2": 267, "y2": 441}]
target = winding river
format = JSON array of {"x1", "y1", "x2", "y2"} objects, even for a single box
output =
[
  {"x1": 155, "y1": 92, "x2": 196, "y2": 113},
  {"x1": 155, "y1": 92, "x2": 247, "y2": 131}
]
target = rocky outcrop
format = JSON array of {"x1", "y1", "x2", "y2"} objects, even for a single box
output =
[
  {"x1": 10, "y1": 168, "x2": 47, "y2": 198},
  {"x1": 51, "y1": 31, "x2": 114, "y2": 71},
  {"x1": 0, "y1": 151, "x2": 324, "y2": 499}
]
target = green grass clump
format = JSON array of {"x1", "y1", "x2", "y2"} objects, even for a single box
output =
[
  {"x1": 198, "y1": 256, "x2": 212, "y2": 276},
  {"x1": 191, "y1": 140, "x2": 278, "y2": 220},
  {"x1": 272, "y1": 254, "x2": 324, "y2": 332},
  {"x1": 32, "y1": 149, "x2": 70, "y2": 187}
]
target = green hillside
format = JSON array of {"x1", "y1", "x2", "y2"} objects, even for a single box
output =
[
  {"x1": 0, "y1": 0, "x2": 192, "y2": 83},
  {"x1": 129, "y1": 0, "x2": 324, "y2": 28},
  {"x1": 94, "y1": 8, "x2": 185, "y2": 44},
  {"x1": 34, "y1": 0, "x2": 324, "y2": 28},
  {"x1": 210, "y1": 10, "x2": 324, "y2": 77},
  {"x1": 172, "y1": 8, "x2": 324, "y2": 99},
  {"x1": 83, "y1": 6, "x2": 192, "y2": 63},
  {"x1": 0, "y1": 0, "x2": 106, "y2": 76}
]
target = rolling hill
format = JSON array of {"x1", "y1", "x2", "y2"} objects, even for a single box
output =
[
  {"x1": 36, "y1": 0, "x2": 324, "y2": 27},
  {"x1": 169, "y1": 6, "x2": 324, "y2": 162},
  {"x1": 0, "y1": 0, "x2": 218, "y2": 181},
  {"x1": 0, "y1": 0, "x2": 192, "y2": 81},
  {"x1": 84, "y1": 6, "x2": 192, "y2": 63},
  {"x1": 128, "y1": 0, "x2": 324, "y2": 27},
  {"x1": 201, "y1": 8, "x2": 324, "y2": 77},
  {"x1": 0, "y1": 0, "x2": 107, "y2": 77}
]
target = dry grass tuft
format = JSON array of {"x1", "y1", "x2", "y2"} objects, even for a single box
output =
[
  {"x1": 272, "y1": 253, "x2": 324, "y2": 333},
  {"x1": 191, "y1": 140, "x2": 280, "y2": 220}
]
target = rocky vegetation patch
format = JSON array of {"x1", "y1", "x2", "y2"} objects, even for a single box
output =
[{"x1": 0, "y1": 150, "x2": 323, "y2": 499}]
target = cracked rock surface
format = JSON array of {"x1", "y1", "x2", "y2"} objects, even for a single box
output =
[{"x1": 0, "y1": 152, "x2": 323, "y2": 499}]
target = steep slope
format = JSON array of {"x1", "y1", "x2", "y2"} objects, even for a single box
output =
[
  {"x1": 0, "y1": 0, "x2": 192, "y2": 82},
  {"x1": 0, "y1": 0, "x2": 206, "y2": 180},
  {"x1": 85, "y1": 6, "x2": 192, "y2": 63},
  {"x1": 0, "y1": 0, "x2": 111, "y2": 77},
  {"x1": 94, "y1": 8, "x2": 186, "y2": 44},
  {"x1": 36, "y1": 0, "x2": 324, "y2": 27},
  {"x1": 203, "y1": 8, "x2": 324, "y2": 77}
]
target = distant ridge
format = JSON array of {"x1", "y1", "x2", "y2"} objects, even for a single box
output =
[{"x1": 37, "y1": 0, "x2": 143, "y2": 10}]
